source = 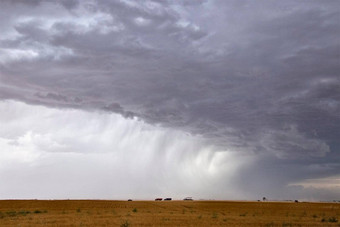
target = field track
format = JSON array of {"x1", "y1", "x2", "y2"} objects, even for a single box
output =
[{"x1": 0, "y1": 200, "x2": 339, "y2": 226}]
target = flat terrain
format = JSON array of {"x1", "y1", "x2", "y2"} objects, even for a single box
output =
[{"x1": 0, "y1": 200, "x2": 339, "y2": 226}]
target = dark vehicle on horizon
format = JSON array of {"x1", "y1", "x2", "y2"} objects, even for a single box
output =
[
  {"x1": 183, "y1": 197, "x2": 193, "y2": 201},
  {"x1": 164, "y1": 198, "x2": 172, "y2": 201},
  {"x1": 155, "y1": 198, "x2": 162, "y2": 201}
]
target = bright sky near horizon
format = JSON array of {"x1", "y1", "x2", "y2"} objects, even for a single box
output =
[{"x1": 0, "y1": 0, "x2": 339, "y2": 201}]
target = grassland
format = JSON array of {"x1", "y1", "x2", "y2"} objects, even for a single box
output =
[{"x1": 0, "y1": 200, "x2": 339, "y2": 226}]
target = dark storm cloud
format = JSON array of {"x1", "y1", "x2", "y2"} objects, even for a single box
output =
[
  {"x1": 0, "y1": 0, "x2": 339, "y2": 199},
  {"x1": 1, "y1": 0, "x2": 79, "y2": 9}
]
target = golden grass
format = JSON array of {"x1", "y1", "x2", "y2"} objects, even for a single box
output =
[{"x1": 0, "y1": 200, "x2": 339, "y2": 226}]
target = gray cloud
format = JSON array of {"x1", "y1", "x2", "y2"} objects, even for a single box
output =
[{"x1": 0, "y1": 0, "x2": 339, "y2": 200}]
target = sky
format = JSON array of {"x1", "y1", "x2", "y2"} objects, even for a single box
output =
[{"x1": 0, "y1": 0, "x2": 339, "y2": 201}]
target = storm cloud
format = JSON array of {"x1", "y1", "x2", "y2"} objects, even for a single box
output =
[{"x1": 0, "y1": 0, "x2": 339, "y2": 200}]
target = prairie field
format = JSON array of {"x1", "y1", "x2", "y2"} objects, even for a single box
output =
[{"x1": 0, "y1": 200, "x2": 339, "y2": 226}]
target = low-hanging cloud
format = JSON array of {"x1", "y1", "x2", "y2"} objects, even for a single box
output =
[{"x1": 0, "y1": 100, "x2": 251, "y2": 199}]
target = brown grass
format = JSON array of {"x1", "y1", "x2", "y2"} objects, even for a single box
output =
[{"x1": 0, "y1": 200, "x2": 339, "y2": 226}]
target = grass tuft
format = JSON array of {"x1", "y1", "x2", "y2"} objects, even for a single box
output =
[
  {"x1": 120, "y1": 220, "x2": 130, "y2": 227},
  {"x1": 212, "y1": 212, "x2": 218, "y2": 219},
  {"x1": 18, "y1": 210, "x2": 30, "y2": 216},
  {"x1": 328, "y1": 217, "x2": 338, "y2": 222},
  {"x1": 240, "y1": 212, "x2": 247, "y2": 217},
  {"x1": 6, "y1": 211, "x2": 17, "y2": 217}
]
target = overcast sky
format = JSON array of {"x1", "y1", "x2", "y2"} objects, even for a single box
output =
[{"x1": 0, "y1": 0, "x2": 339, "y2": 201}]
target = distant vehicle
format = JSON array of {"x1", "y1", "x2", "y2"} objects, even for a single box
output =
[
  {"x1": 127, "y1": 199, "x2": 132, "y2": 201},
  {"x1": 164, "y1": 198, "x2": 172, "y2": 201},
  {"x1": 295, "y1": 200, "x2": 299, "y2": 203},
  {"x1": 183, "y1": 197, "x2": 193, "y2": 201},
  {"x1": 155, "y1": 198, "x2": 162, "y2": 201}
]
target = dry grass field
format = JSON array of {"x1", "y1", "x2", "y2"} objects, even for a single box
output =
[{"x1": 0, "y1": 200, "x2": 339, "y2": 226}]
